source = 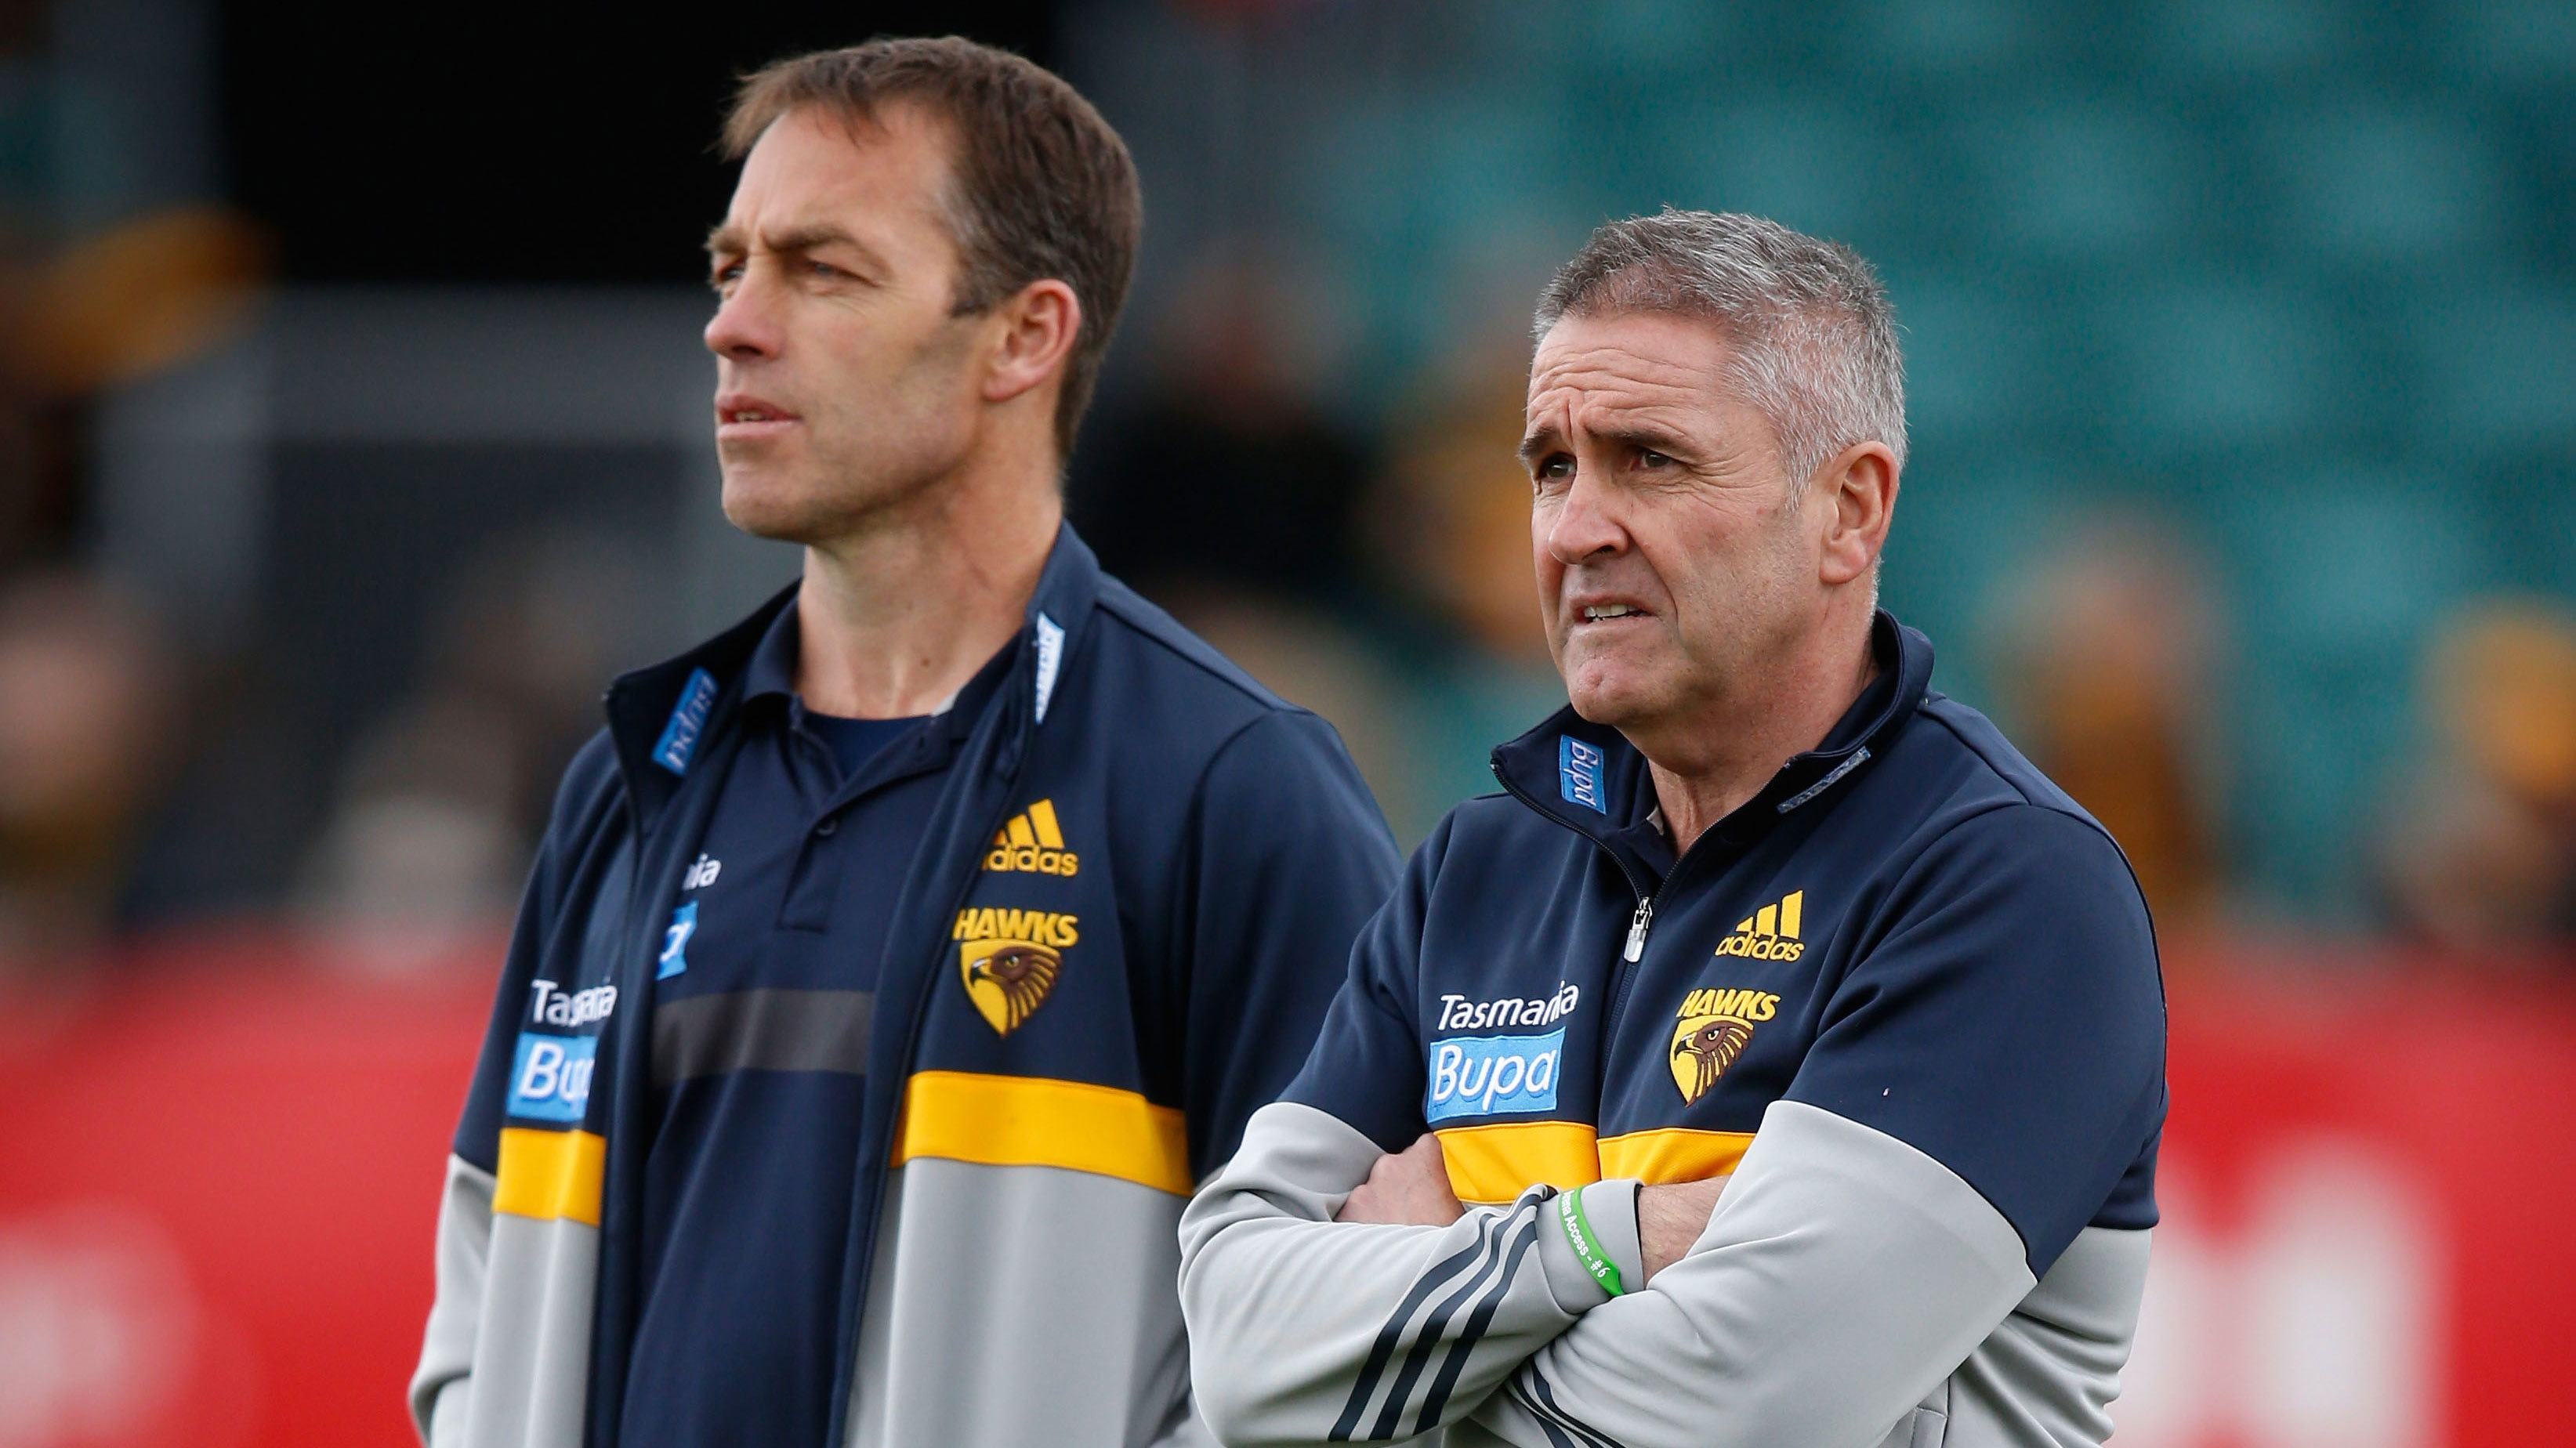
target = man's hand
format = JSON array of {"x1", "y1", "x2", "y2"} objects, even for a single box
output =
[
  {"x1": 1335, "y1": 1134, "x2": 1465, "y2": 1225},
  {"x1": 1638, "y1": 1175, "x2": 1730, "y2": 1282}
]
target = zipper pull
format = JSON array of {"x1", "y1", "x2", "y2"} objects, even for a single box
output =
[{"x1": 1624, "y1": 897, "x2": 1655, "y2": 962}]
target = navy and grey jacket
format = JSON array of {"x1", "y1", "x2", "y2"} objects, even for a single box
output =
[
  {"x1": 410, "y1": 526, "x2": 1402, "y2": 1448},
  {"x1": 1179, "y1": 614, "x2": 2166, "y2": 1448}
]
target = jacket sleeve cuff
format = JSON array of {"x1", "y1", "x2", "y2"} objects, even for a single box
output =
[{"x1": 1534, "y1": 1178, "x2": 1646, "y2": 1312}]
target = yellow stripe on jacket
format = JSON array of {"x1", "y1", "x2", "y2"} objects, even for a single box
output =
[
  {"x1": 1432, "y1": 1121, "x2": 1754, "y2": 1204},
  {"x1": 893, "y1": 1070, "x2": 1192, "y2": 1196},
  {"x1": 1596, "y1": 1127, "x2": 1754, "y2": 1184},
  {"x1": 1433, "y1": 1120, "x2": 1601, "y2": 1204},
  {"x1": 495, "y1": 1127, "x2": 607, "y2": 1225}
]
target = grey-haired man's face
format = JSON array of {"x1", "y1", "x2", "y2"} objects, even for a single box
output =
[{"x1": 1521, "y1": 310, "x2": 1832, "y2": 746}]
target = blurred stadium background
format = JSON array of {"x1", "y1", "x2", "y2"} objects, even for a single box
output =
[{"x1": 2, "y1": 0, "x2": 2572, "y2": 1443}]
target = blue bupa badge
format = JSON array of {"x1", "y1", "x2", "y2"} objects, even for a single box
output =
[
  {"x1": 1426, "y1": 1029, "x2": 1565, "y2": 1122},
  {"x1": 1559, "y1": 736, "x2": 1605, "y2": 813},
  {"x1": 508, "y1": 1033, "x2": 599, "y2": 1122},
  {"x1": 1032, "y1": 613, "x2": 1065, "y2": 724},
  {"x1": 651, "y1": 668, "x2": 719, "y2": 775},
  {"x1": 658, "y1": 901, "x2": 697, "y2": 979}
]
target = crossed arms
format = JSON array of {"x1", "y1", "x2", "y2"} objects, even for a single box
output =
[
  {"x1": 1175, "y1": 807, "x2": 2166, "y2": 1448},
  {"x1": 1178, "y1": 1097, "x2": 2034, "y2": 1448}
]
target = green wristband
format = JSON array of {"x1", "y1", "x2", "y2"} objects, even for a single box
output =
[{"x1": 1556, "y1": 1186, "x2": 1626, "y2": 1298}]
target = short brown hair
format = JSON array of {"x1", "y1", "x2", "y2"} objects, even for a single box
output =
[{"x1": 724, "y1": 37, "x2": 1142, "y2": 459}]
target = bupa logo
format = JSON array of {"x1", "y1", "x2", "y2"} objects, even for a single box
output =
[
  {"x1": 1426, "y1": 1029, "x2": 1565, "y2": 1123},
  {"x1": 1558, "y1": 737, "x2": 1606, "y2": 813},
  {"x1": 508, "y1": 1033, "x2": 598, "y2": 1122},
  {"x1": 651, "y1": 668, "x2": 719, "y2": 776}
]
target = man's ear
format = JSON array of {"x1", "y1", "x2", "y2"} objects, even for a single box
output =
[
  {"x1": 1817, "y1": 441, "x2": 1898, "y2": 587},
  {"x1": 983, "y1": 279, "x2": 1081, "y2": 405}
]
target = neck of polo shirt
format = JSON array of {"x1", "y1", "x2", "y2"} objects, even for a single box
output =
[{"x1": 619, "y1": 600, "x2": 1012, "y2": 1448}]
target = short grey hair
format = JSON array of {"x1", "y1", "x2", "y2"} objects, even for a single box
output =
[{"x1": 1533, "y1": 209, "x2": 1907, "y2": 487}]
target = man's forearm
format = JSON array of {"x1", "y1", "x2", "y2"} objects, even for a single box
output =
[
  {"x1": 1467, "y1": 1102, "x2": 2035, "y2": 1448},
  {"x1": 1179, "y1": 1102, "x2": 1636, "y2": 1446}
]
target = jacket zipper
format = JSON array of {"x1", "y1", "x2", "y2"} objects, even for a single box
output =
[
  {"x1": 1493, "y1": 770, "x2": 1665, "y2": 1040},
  {"x1": 829, "y1": 639, "x2": 1041, "y2": 1440},
  {"x1": 1492, "y1": 766, "x2": 1736, "y2": 1049}
]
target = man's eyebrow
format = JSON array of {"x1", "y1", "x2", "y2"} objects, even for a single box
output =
[
  {"x1": 1516, "y1": 422, "x2": 1694, "y2": 463},
  {"x1": 1597, "y1": 423, "x2": 1694, "y2": 457},
  {"x1": 702, "y1": 222, "x2": 879, "y2": 262}
]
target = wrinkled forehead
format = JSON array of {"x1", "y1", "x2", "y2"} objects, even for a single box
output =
[{"x1": 1523, "y1": 310, "x2": 1737, "y2": 421}]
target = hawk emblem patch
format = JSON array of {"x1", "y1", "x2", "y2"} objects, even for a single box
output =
[
  {"x1": 1668, "y1": 986, "x2": 1781, "y2": 1104},
  {"x1": 952, "y1": 907, "x2": 1078, "y2": 1034},
  {"x1": 959, "y1": 939, "x2": 1063, "y2": 1035}
]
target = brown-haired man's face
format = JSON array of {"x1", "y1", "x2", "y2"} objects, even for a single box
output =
[{"x1": 704, "y1": 104, "x2": 984, "y2": 542}]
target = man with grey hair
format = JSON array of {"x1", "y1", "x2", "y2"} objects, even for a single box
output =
[{"x1": 1178, "y1": 210, "x2": 2165, "y2": 1448}]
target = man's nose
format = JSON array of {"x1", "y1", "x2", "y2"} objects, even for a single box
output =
[
  {"x1": 1545, "y1": 464, "x2": 1627, "y2": 566},
  {"x1": 705, "y1": 268, "x2": 783, "y2": 362}
]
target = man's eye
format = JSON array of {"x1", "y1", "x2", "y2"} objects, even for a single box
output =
[
  {"x1": 1638, "y1": 450, "x2": 1673, "y2": 469},
  {"x1": 709, "y1": 262, "x2": 743, "y2": 291},
  {"x1": 1534, "y1": 456, "x2": 1574, "y2": 483},
  {"x1": 809, "y1": 260, "x2": 842, "y2": 279}
]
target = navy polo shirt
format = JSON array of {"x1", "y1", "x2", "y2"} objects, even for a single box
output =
[{"x1": 621, "y1": 603, "x2": 1005, "y2": 1448}]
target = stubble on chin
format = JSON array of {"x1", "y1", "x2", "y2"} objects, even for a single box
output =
[
  {"x1": 719, "y1": 456, "x2": 831, "y2": 544},
  {"x1": 1558, "y1": 645, "x2": 1639, "y2": 726}
]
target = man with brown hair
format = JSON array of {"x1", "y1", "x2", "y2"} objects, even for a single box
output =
[{"x1": 409, "y1": 38, "x2": 1399, "y2": 1448}]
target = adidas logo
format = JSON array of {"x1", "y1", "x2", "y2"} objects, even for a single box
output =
[
  {"x1": 1715, "y1": 889, "x2": 1806, "y2": 961},
  {"x1": 985, "y1": 798, "x2": 1079, "y2": 876}
]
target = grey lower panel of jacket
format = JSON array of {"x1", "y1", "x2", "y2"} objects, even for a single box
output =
[
  {"x1": 413, "y1": 1155, "x2": 491, "y2": 1448},
  {"x1": 847, "y1": 1157, "x2": 1212, "y2": 1448},
  {"x1": 1185, "y1": 1100, "x2": 2149, "y2": 1448},
  {"x1": 415, "y1": 1151, "x2": 1220, "y2": 1448},
  {"x1": 1178, "y1": 1102, "x2": 1625, "y2": 1446},
  {"x1": 1941, "y1": 1226, "x2": 2153, "y2": 1446},
  {"x1": 411, "y1": 1153, "x2": 599, "y2": 1448}
]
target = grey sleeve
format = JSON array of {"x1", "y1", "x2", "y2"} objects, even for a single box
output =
[
  {"x1": 410, "y1": 1153, "x2": 493, "y2": 1447},
  {"x1": 1179, "y1": 1102, "x2": 1643, "y2": 1446},
  {"x1": 1143, "y1": 1396, "x2": 1223, "y2": 1448},
  {"x1": 1469, "y1": 1101, "x2": 2037, "y2": 1448}
]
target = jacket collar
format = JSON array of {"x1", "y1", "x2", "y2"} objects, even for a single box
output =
[
  {"x1": 1491, "y1": 610, "x2": 1933, "y2": 874},
  {"x1": 601, "y1": 519, "x2": 1105, "y2": 833}
]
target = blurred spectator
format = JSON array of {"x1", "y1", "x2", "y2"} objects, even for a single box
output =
[
  {"x1": 1369, "y1": 352, "x2": 1549, "y2": 662},
  {"x1": 1986, "y1": 519, "x2": 2227, "y2": 935},
  {"x1": 1360, "y1": 346, "x2": 1565, "y2": 840},
  {"x1": 295, "y1": 525, "x2": 661, "y2": 967},
  {"x1": 0, "y1": 209, "x2": 267, "y2": 574},
  {"x1": 1073, "y1": 246, "x2": 1369, "y2": 599},
  {"x1": 0, "y1": 570, "x2": 175, "y2": 973},
  {"x1": 2376, "y1": 601, "x2": 2576, "y2": 953},
  {"x1": 295, "y1": 693, "x2": 526, "y2": 965},
  {"x1": 1068, "y1": 246, "x2": 1416, "y2": 818}
]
